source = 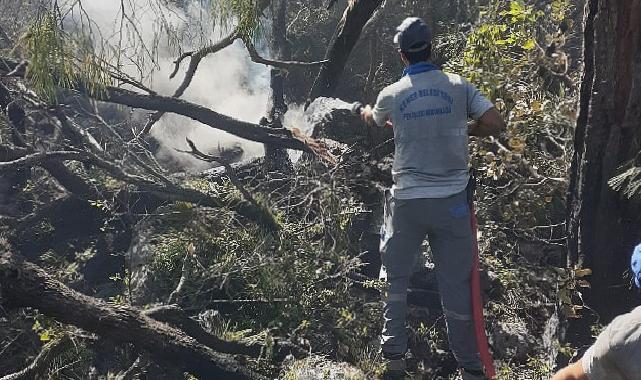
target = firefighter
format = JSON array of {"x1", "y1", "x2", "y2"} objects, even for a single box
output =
[{"x1": 360, "y1": 17, "x2": 505, "y2": 379}]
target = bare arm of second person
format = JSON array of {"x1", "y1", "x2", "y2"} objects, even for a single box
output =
[{"x1": 551, "y1": 361, "x2": 588, "y2": 380}]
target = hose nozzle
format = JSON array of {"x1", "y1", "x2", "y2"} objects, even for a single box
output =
[{"x1": 351, "y1": 102, "x2": 364, "y2": 115}]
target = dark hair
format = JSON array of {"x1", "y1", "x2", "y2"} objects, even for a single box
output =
[{"x1": 402, "y1": 44, "x2": 432, "y2": 64}]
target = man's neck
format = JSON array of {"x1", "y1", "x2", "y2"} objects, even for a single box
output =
[
  {"x1": 402, "y1": 61, "x2": 438, "y2": 77},
  {"x1": 405, "y1": 60, "x2": 431, "y2": 67}
]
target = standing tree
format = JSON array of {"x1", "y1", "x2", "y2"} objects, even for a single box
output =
[
  {"x1": 263, "y1": 0, "x2": 293, "y2": 172},
  {"x1": 567, "y1": 0, "x2": 641, "y2": 319}
]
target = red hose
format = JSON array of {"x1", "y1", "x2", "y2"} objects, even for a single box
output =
[{"x1": 470, "y1": 203, "x2": 496, "y2": 379}]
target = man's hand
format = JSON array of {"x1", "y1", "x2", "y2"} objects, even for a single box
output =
[{"x1": 361, "y1": 104, "x2": 375, "y2": 125}]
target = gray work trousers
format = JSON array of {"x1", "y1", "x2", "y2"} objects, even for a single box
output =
[{"x1": 379, "y1": 189, "x2": 482, "y2": 370}]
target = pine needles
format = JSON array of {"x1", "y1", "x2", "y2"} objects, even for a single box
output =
[
  {"x1": 20, "y1": 10, "x2": 111, "y2": 103},
  {"x1": 211, "y1": 0, "x2": 264, "y2": 40}
]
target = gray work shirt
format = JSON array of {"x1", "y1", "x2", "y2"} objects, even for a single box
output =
[
  {"x1": 371, "y1": 70, "x2": 493, "y2": 199},
  {"x1": 582, "y1": 306, "x2": 641, "y2": 379}
]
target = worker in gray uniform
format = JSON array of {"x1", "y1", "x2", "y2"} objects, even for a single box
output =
[
  {"x1": 552, "y1": 244, "x2": 641, "y2": 380},
  {"x1": 360, "y1": 17, "x2": 505, "y2": 379}
]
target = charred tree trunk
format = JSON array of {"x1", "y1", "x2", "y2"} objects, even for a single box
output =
[
  {"x1": 308, "y1": 0, "x2": 384, "y2": 102},
  {"x1": 567, "y1": 0, "x2": 641, "y2": 320},
  {"x1": 0, "y1": 83, "x2": 29, "y2": 209},
  {"x1": 263, "y1": 0, "x2": 293, "y2": 172}
]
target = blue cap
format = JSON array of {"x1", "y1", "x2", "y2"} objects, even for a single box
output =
[
  {"x1": 394, "y1": 17, "x2": 432, "y2": 53},
  {"x1": 632, "y1": 244, "x2": 641, "y2": 289}
]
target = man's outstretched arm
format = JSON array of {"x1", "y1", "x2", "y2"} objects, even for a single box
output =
[
  {"x1": 552, "y1": 360, "x2": 588, "y2": 380},
  {"x1": 468, "y1": 107, "x2": 505, "y2": 137}
]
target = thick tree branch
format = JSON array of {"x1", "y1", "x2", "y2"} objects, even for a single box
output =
[
  {"x1": 0, "y1": 57, "x2": 331, "y2": 157},
  {"x1": 0, "y1": 147, "x2": 277, "y2": 229},
  {"x1": 101, "y1": 86, "x2": 310, "y2": 151},
  {"x1": 243, "y1": 39, "x2": 328, "y2": 70},
  {"x1": 0, "y1": 151, "x2": 88, "y2": 171},
  {"x1": 40, "y1": 160, "x2": 98, "y2": 198},
  {"x1": 0, "y1": 252, "x2": 267, "y2": 380},
  {"x1": 141, "y1": 28, "x2": 241, "y2": 135},
  {"x1": 0, "y1": 145, "x2": 28, "y2": 161}
]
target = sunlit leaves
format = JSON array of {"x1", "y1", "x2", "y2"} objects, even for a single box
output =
[
  {"x1": 522, "y1": 38, "x2": 536, "y2": 50},
  {"x1": 558, "y1": 267, "x2": 593, "y2": 319},
  {"x1": 574, "y1": 268, "x2": 592, "y2": 278},
  {"x1": 551, "y1": 0, "x2": 572, "y2": 22},
  {"x1": 21, "y1": 12, "x2": 76, "y2": 102},
  {"x1": 508, "y1": 137, "x2": 526, "y2": 153},
  {"x1": 21, "y1": 11, "x2": 111, "y2": 103},
  {"x1": 609, "y1": 166, "x2": 641, "y2": 199},
  {"x1": 211, "y1": 0, "x2": 264, "y2": 40}
]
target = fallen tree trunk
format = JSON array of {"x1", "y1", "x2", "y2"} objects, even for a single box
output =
[
  {"x1": 0, "y1": 57, "x2": 309, "y2": 152},
  {"x1": 102, "y1": 86, "x2": 309, "y2": 151},
  {"x1": 306, "y1": 97, "x2": 393, "y2": 157},
  {"x1": 0, "y1": 252, "x2": 267, "y2": 380}
]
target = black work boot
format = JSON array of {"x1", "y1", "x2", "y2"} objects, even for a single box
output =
[
  {"x1": 382, "y1": 353, "x2": 407, "y2": 380},
  {"x1": 460, "y1": 368, "x2": 488, "y2": 380}
]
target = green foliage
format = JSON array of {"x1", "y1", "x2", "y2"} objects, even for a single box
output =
[
  {"x1": 609, "y1": 165, "x2": 641, "y2": 199},
  {"x1": 447, "y1": 0, "x2": 575, "y2": 235},
  {"x1": 21, "y1": 10, "x2": 111, "y2": 102},
  {"x1": 140, "y1": 174, "x2": 379, "y2": 368},
  {"x1": 31, "y1": 317, "x2": 61, "y2": 343},
  {"x1": 448, "y1": 0, "x2": 541, "y2": 100},
  {"x1": 551, "y1": 0, "x2": 572, "y2": 22},
  {"x1": 438, "y1": 0, "x2": 578, "y2": 374},
  {"x1": 211, "y1": 0, "x2": 264, "y2": 39},
  {"x1": 21, "y1": 11, "x2": 76, "y2": 102},
  {"x1": 496, "y1": 355, "x2": 553, "y2": 380}
]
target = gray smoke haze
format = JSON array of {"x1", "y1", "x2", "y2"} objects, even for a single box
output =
[{"x1": 71, "y1": 0, "x2": 275, "y2": 172}]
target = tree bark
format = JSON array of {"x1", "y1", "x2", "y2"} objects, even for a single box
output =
[
  {"x1": 307, "y1": 0, "x2": 384, "y2": 102},
  {"x1": 102, "y1": 86, "x2": 309, "y2": 151},
  {"x1": 264, "y1": 0, "x2": 294, "y2": 172},
  {"x1": 567, "y1": 0, "x2": 641, "y2": 319},
  {"x1": 0, "y1": 252, "x2": 267, "y2": 380}
]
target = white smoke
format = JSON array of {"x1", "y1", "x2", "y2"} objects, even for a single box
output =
[{"x1": 68, "y1": 0, "x2": 270, "y2": 172}]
